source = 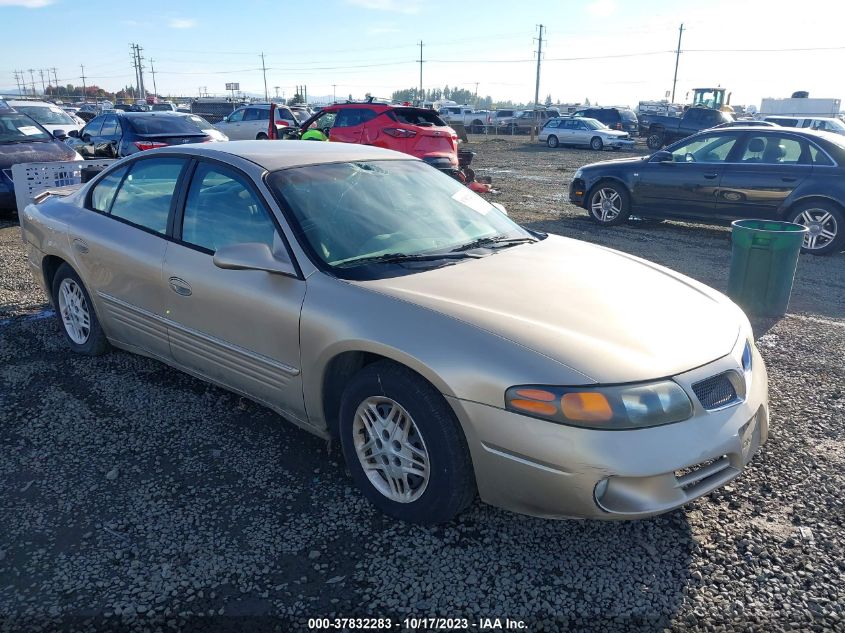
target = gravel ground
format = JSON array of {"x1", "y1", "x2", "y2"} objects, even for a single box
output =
[{"x1": 1, "y1": 141, "x2": 843, "y2": 633}]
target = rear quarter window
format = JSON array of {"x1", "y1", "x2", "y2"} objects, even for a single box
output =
[{"x1": 389, "y1": 108, "x2": 446, "y2": 126}]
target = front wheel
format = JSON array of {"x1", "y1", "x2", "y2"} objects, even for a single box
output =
[
  {"x1": 590, "y1": 137, "x2": 604, "y2": 151},
  {"x1": 646, "y1": 131, "x2": 665, "y2": 150},
  {"x1": 339, "y1": 361, "x2": 476, "y2": 524},
  {"x1": 547, "y1": 135, "x2": 559, "y2": 148},
  {"x1": 52, "y1": 263, "x2": 109, "y2": 355},
  {"x1": 588, "y1": 182, "x2": 631, "y2": 226},
  {"x1": 787, "y1": 201, "x2": 845, "y2": 255}
]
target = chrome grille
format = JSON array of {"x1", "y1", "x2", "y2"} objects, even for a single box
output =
[{"x1": 692, "y1": 372, "x2": 739, "y2": 410}]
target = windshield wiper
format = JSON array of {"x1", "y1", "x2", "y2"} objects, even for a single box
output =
[
  {"x1": 451, "y1": 235, "x2": 538, "y2": 252},
  {"x1": 337, "y1": 251, "x2": 482, "y2": 268}
]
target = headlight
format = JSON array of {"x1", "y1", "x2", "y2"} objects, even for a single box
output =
[
  {"x1": 574, "y1": 168, "x2": 583, "y2": 179},
  {"x1": 505, "y1": 381, "x2": 693, "y2": 429}
]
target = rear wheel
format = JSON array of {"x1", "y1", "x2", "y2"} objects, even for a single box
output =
[
  {"x1": 547, "y1": 135, "x2": 559, "y2": 148},
  {"x1": 470, "y1": 120, "x2": 484, "y2": 134},
  {"x1": 256, "y1": 132, "x2": 268, "y2": 140},
  {"x1": 590, "y1": 136, "x2": 604, "y2": 151},
  {"x1": 339, "y1": 361, "x2": 475, "y2": 524},
  {"x1": 787, "y1": 201, "x2": 845, "y2": 255},
  {"x1": 588, "y1": 181, "x2": 630, "y2": 226},
  {"x1": 51, "y1": 264, "x2": 109, "y2": 356}
]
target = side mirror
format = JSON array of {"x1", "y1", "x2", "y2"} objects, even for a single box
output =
[
  {"x1": 67, "y1": 129, "x2": 79, "y2": 138},
  {"x1": 213, "y1": 243, "x2": 296, "y2": 277},
  {"x1": 53, "y1": 129, "x2": 67, "y2": 140},
  {"x1": 491, "y1": 202, "x2": 509, "y2": 216},
  {"x1": 650, "y1": 150, "x2": 673, "y2": 163},
  {"x1": 222, "y1": 116, "x2": 229, "y2": 122}
]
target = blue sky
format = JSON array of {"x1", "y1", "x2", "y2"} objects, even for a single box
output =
[{"x1": 1, "y1": 0, "x2": 843, "y2": 108}]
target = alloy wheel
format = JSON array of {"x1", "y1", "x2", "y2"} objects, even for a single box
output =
[
  {"x1": 58, "y1": 278, "x2": 91, "y2": 344},
  {"x1": 352, "y1": 396, "x2": 430, "y2": 503},
  {"x1": 793, "y1": 208, "x2": 838, "y2": 250},
  {"x1": 591, "y1": 188, "x2": 623, "y2": 223}
]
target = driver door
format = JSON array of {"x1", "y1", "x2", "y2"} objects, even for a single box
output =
[
  {"x1": 163, "y1": 160, "x2": 308, "y2": 424},
  {"x1": 633, "y1": 133, "x2": 738, "y2": 218},
  {"x1": 329, "y1": 108, "x2": 376, "y2": 144}
]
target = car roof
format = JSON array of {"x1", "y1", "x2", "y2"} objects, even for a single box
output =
[{"x1": 154, "y1": 139, "x2": 415, "y2": 170}]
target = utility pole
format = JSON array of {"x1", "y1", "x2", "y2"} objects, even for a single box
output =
[
  {"x1": 137, "y1": 45, "x2": 146, "y2": 99},
  {"x1": 130, "y1": 44, "x2": 140, "y2": 99},
  {"x1": 51, "y1": 67, "x2": 59, "y2": 92},
  {"x1": 28, "y1": 69, "x2": 36, "y2": 97},
  {"x1": 274, "y1": 86, "x2": 280, "y2": 98},
  {"x1": 149, "y1": 58, "x2": 158, "y2": 97},
  {"x1": 418, "y1": 41, "x2": 424, "y2": 105},
  {"x1": 260, "y1": 52, "x2": 268, "y2": 101},
  {"x1": 671, "y1": 23, "x2": 684, "y2": 103},
  {"x1": 13, "y1": 71, "x2": 22, "y2": 96},
  {"x1": 39, "y1": 69, "x2": 47, "y2": 95},
  {"x1": 531, "y1": 24, "x2": 544, "y2": 141},
  {"x1": 332, "y1": 84, "x2": 337, "y2": 103},
  {"x1": 80, "y1": 64, "x2": 87, "y2": 102},
  {"x1": 473, "y1": 82, "x2": 479, "y2": 108}
]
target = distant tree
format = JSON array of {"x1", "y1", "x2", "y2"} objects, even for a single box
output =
[
  {"x1": 545, "y1": 94, "x2": 552, "y2": 106},
  {"x1": 290, "y1": 91, "x2": 305, "y2": 105},
  {"x1": 584, "y1": 97, "x2": 591, "y2": 106}
]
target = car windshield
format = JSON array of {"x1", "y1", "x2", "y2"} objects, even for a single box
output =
[
  {"x1": 151, "y1": 104, "x2": 173, "y2": 111},
  {"x1": 182, "y1": 114, "x2": 214, "y2": 129},
  {"x1": 582, "y1": 118, "x2": 608, "y2": 130},
  {"x1": 268, "y1": 160, "x2": 533, "y2": 274},
  {"x1": 128, "y1": 115, "x2": 208, "y2": 135},
  {"x1": 15, "y1": 105, "x2": 77, "y2": 126},
  {"x1": 0, "y1": 112, "x2": 52, "y2": 143}
]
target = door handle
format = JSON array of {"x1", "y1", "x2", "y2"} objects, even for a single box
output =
[
  {"x1": 168, "y1": 276, "x2": 192, "y2": 296},
  {"x1": 703, "y1": 173, "x2": 718, "y2": 180},
  {"x1": 72, "y1": 238, "x2": 89, "y2": 254}
]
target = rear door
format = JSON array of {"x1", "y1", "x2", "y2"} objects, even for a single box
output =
[
  {"x1": 329, "y1": 107, "x2": 377, "y2": 144},
  {"x1": 96, "y1": 114, "x2": 121, "y2": 157},
  {"x1": 76, "y1": 116, "x2": 104, "y2": 157},
  {"x1": 70, "y1": 157, "x2": 188, "y2": 359},
  {"x1": 715, "y1": 132, "x2": 813, "y2": 219},
  {"x1": 163, "y1": 159, "x2": 307, "y2": 422},
  {"x1": 634, "y1": 132, "x2": 739, "y2": 217},
  {"x1": 242, "y1": 107, "x2": 267, "y2": 139}
]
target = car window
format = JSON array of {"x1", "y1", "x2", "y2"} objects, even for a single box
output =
[
  {"x1": 275, "y1": 109, "x2": 296, "y2": 122},
  {"x1": 109, "y1": 158, "x2": 186, "y2": 234},
  {"x1": 808, "y1": 144, "x2": 834, "y2": 166},
  {"x1": 227, "y1": 108, "x2": 245, "y2": 123},
  {"x1": 388, "y1": 108, "x2": 445, "y2": 126},
  {"x1": 334, "y1": 108, "x2": 378, "y2": 128},
  {"x1": 100, "y1": 115, "x2": 117, "y2": 137},
  {"x1": 671, "y1": 135, "x2": 737, "y2": 162},
  {"x1": 127, "y1": 116, "x2": 208, "y2": 135},
  {"x1": 738, "y1": 135, "x2": 808, "y2": 164},
  {"x1": 181, "y1": 163, "x2": 277, "y2": 253},
  {"x1": 544, "y1": 119, "x2": 560, "y2": 128},
  {"x1": 768, "y1": 118, "x2": 798, "y2": 127},
  {"x1": 243, "y1": 108, "x2": 266, "y2": 122},
  {"x1": 15, "y1": 105, "x2": 77, "y2": 126},
  {"x1": 82, "y1": 117, "x2": 104, "y2": 137},
  {"x1": 90, "y1": 166, "x2": 128, "y2": 213},
  {"x1": 620, "y1": 109, "x2": 638, "y2": 122}
]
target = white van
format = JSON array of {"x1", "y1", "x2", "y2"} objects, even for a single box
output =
[{"x1": 763, "y1": 116, "x2": 845, "y2": 135}]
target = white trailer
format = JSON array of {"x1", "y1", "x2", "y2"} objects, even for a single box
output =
[{"x1": 759, "y1": 97, "x2": 841, "y2": 117}]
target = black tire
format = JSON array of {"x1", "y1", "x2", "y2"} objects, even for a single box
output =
[
  {"x1": 547, "y1": 135, "x2": 559, "y2": 148},
  {"x1": 339, "y1": 360, "x2": 476, "y2": 524},
  {"x1": 470, "y1": 121, "x2": 484, "y2": 134},
  {"x1": 51, "y1": 263, "x2": 109, "y2": 356},
  {"x1": 256, "y1": 132, "x2": 268, "y2": 140},
  {"x1": 587, "y1": 181, "x2": 631, "y2": 226},
  {"x1": 590, "y1": 136, "x2": 604, "y2": 151},
  {"x1": 646, "y1": 130, "x2": 665, "y2": 150},
  {"x1": 787, "y1": 200, "x2": 845, "y2": 255}
]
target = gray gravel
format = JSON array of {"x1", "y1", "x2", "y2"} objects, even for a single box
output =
[{"x1": 1, "y1": 142, "x2": 844, "y2": 632}]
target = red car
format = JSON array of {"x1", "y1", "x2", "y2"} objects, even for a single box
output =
[{"x1": 298, "y1": 101, "x2": 461, "y2": 175}]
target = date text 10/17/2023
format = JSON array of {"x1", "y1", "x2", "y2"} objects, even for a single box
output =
[{"x1": 308, "y1": 617, "x2": 528, "y2": 630}]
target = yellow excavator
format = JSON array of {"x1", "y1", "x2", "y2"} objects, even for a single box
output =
[{"x1": 691, "y1": 87, "x2": 734, "y2": 113}]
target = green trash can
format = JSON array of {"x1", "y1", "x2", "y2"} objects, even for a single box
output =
[{"x1": 727, "y1": 219, "x2": 808, "y2": 317}]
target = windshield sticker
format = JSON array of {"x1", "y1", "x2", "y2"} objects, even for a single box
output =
[
  {"x1": 18, "y1": 126, "x2": 42, "y2": 136},
  {"x1": 451, "y1": 187, "x2": 490, "y2": 215}
]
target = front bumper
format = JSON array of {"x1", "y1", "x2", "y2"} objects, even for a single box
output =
[
  {"x1": 604, "y1": 138, "x2": 636, "y2": 149},
  {"x1": 569, "y1": 178, "x2": 587, "y2": 206},
  {"x1": 447, "y1": 341, "x2": 769, "y2": 520}
]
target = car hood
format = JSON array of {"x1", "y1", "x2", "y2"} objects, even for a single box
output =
[
  {"x1": 355, "y1": 235, "x2": 740, "y2": 383},
  {"x1": 599, "y1": 129, "x2": 632, "y2": 137},
  {"x1": 0, "y1": 140, "x2": 79, "y2": 170}
]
